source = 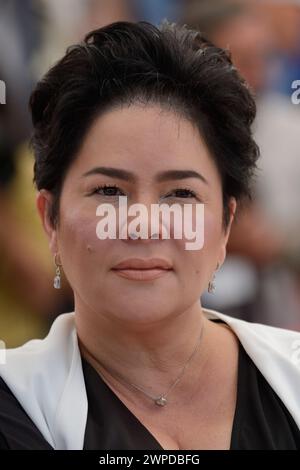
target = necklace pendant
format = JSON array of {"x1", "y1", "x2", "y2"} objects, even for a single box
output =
[{"x1": 155, "y1": 396, "x2": 167, "y2": 406}]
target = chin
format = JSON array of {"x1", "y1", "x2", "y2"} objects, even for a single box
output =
[{"x1": 109, "y1": 301, "x2": 173, "y2": 325}]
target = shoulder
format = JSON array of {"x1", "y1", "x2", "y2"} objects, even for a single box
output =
[
  {"x1": 204, "y1": 307, "x2": 300, "y2": 355},
  {"x1": 204, "y1": 307, "x2": 300, "y2": 430},
  {"x1": 0, "y1": 376, "x2": 53, "y2": 449},
  {"x1": 0, "y1": 312, "x2": 85, "y2": 449}
]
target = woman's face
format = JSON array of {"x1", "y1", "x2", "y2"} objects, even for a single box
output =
[{"x1": 39, "y1": 104, "x2": 236, "y2": 324}]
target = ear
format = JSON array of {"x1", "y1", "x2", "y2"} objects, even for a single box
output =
[
  {"x1": 218, "y1": 197, "x2": 237, "y2": 267},
  {"x1": 36, "y1": 189, "x2": 58, "y2": 256}
]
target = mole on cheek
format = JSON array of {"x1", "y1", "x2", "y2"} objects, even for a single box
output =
[{"x1": 86, "y1": 245, "x2": 93, "y2": 253}]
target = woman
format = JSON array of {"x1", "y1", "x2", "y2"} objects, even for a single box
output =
[{"x1": 0, "y1": 20, "x2": 300, "y2": 450}]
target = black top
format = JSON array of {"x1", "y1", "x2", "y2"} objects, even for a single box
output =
[{"x1": 0, "y1": 336, "x2": 299, "y2": 450}]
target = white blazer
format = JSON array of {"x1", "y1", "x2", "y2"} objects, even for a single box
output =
[{"x1": 0, "y1": 309, "x2": 300, "y2": 450}]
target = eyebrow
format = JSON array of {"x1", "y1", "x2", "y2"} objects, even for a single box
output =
[{"x1": 82, "y1": 167, "x2": 209, "y2": 185}]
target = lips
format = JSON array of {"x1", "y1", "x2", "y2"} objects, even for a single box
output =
[
  {"x1": 112, "y1": 258, "x2": 173, "y2": 281},
  {"x1": 112, "y1": 258, "x2": 173, "y2": 270}
]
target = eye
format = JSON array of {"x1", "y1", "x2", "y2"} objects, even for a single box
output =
[
  {"x1": 91, "y1": 184, "x2": 125, "y2": 197},
  {"x1": 165, "y1": 188, "x2": 197, "y2": 199}
]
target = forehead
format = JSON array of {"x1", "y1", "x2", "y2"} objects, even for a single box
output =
[{"x1": 69, "y1": 103, "x2": 219, "y2": 182}]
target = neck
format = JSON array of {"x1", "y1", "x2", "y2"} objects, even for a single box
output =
[{"x1": 75, "y1": 299, "x2": 214, "y2": 404}]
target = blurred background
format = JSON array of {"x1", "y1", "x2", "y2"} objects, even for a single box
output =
[{"x1": 0, "y1": 0, "x2": 300, "y2": 347}]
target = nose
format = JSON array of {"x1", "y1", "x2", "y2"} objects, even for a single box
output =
[{"x1": 118, "y1": 199, "x2": 167, "y2": 243}]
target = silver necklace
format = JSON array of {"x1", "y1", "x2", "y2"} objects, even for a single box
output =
[{"x1": 94, "y1": 323, "x2": 205, "y2": 407}]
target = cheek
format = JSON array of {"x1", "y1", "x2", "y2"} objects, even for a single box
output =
[
  {"x1": 203, "y1": 209, "x2": 223, "y2": 251},
  {"x1": 57, "y1": 206, "x2": 111, "y2": 283},
  {"x1": 176, "y1": 206, "x2": 222, "y2": 281}
]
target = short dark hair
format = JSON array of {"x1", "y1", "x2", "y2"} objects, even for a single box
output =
[{"x1": 30, "y1": 20, "x2": 259, "y2": 228}]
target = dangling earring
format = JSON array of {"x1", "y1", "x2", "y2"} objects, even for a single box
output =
[
  {"x1": 208, "y1": 262, "x2": 220, "y2": 294},
  {"x1": 53, "y1": 253, "x2": 62, "y2": 289}
]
